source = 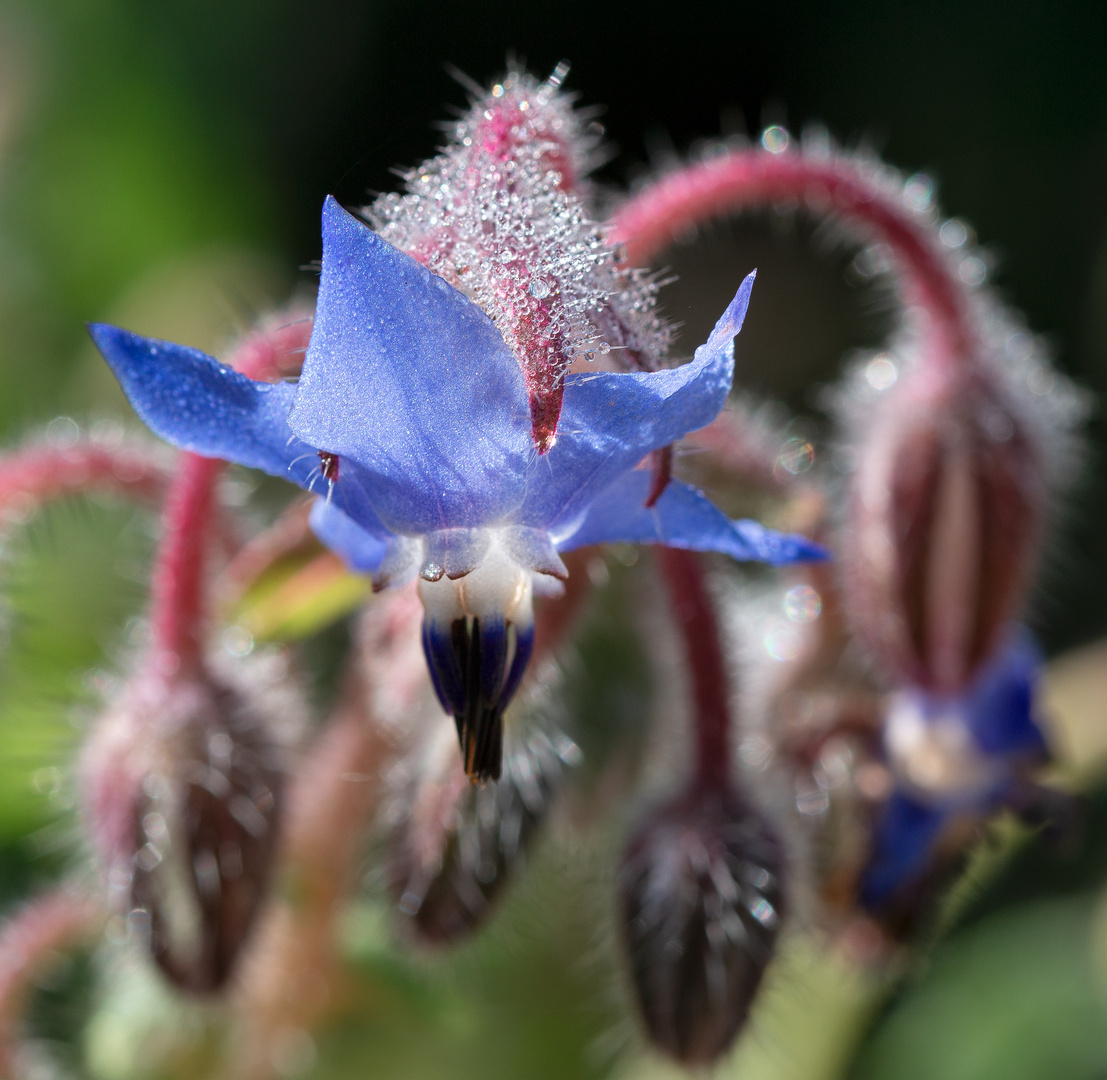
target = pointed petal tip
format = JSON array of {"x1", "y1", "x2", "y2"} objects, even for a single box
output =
[
  {"x1": 783, "y1": 534, "x2": 831, "y2": 563},
  {"x1": 749, "y1": 528, "x2": 830, "y2": 565},
  {"x1": 730, "y1": 518, "x2": 830, "y2": 565},
  {"x1": 321, "y1": 194, "x2": 371, "y2": 240},
  {"x1": 708, "y1": 269, "x2": 758, "y2": 349},
  {"x1": 87, "y1": 321, "x2": 133, "y2": 357}
]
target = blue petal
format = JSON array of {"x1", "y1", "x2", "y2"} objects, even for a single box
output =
[
  {"x1": 308, "y1": 500, "x2": 392, "y2": 574},
  {"x1": 90, "y1": 323, "x2": 395, "y2": 538},
  {"x1": 555, "y1": 470, "x2": 826, "y2": 565},
  {"x1": 961, "y1": 628, "x2": 1047, "y2": 758},
  {"x1": 287, "y1": 197, "x2": 533, "y2": 535},
  {"x1": 423, "y1": 619, "x2": 466, "y2": 717},
  {"x1": 90, "y1": 324, "x2": 311, "y2": 481},
  {"x1": 516, "y1": 272, "x2": 756, "y2": 531},
  {"x1": 859, "y1": 791, "x2": 949, "y2": 909}
]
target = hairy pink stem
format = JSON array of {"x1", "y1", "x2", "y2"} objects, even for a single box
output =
[
  {"x1": 0, "y1": 441, "x2": 168, "y2": 520},
  {"x1": 658, "y1": 547, "x2": 732, "y2": 792},
  {"x1": 0, "y1": 888, "x2": 103, "y2": 1078},
  {"x1": 611, "y1": 151, "x2": 973, "y2": 372},
  {"x1": 149, "y1": 453, "x2": 223, "y2": 672},
  {"x1": 147, "y1": 316, "x2": 314, "y2": 674}
]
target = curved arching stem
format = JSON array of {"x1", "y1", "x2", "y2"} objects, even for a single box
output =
[
  {"x1": 612, "y1": 150, "x2": 974, "y2": 376},
  {"x1": 0, "y1": 441, "x2": 169, "y2": 519},
  {"x1": 0, "y1": 887, "x2": 104, "y2": 1079}
]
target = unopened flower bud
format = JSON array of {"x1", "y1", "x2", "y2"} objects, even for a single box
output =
[
  {"x1": 387, "y1": 719, "x2": 579, "y2": 944},
  {"x1": 81, "y1": 665, "x2": 284, "y2": 993},
  {"x1": 617, "y1": 788, "x2": 785, "y2": 1065},
  {"x1": 846, "y1": 365, "x2": 1044, "y2": 693}
]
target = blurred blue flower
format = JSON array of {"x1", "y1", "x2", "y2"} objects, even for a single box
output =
[
  {"x1": 91, "y1": 196, "x2": 823, "y2": 780},
  {"x1": 861, "y1": 628, "x2": 1049, "y2": 911}
]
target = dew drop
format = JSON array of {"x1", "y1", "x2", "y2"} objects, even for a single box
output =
[
  {"x1": 221, "y1": 625, "x2": 255, "y2": 658},
  {"x1": 1026, "y1": 367, "x2": 1056, "y2": 396},
  {"x1": 761, "y1": 126, "x2": 790, "y2": 154},
  {"x1": 959, "y1": 256, "x2": 986, "y2": 286},
  {"x1": 902, "y1": 173, "x2": 934, "y2": 213},
  {"x1": 47, "y1": 415, "x2": 79, "y2": 448},
  {"x1": 795, "y1": 786, "x2": 829, "y2": 816},
  {"x1": 783, "y1": 584, "x2": 821, "y2": 623},
  {"x1": 939, "y1": 219, "x2": 968, "y2": 248},
  {"x1": 864, "y1": 353, "x2": 898, "y2": 391},
  {"x1": 763, "y1": 621, "x2": 802, "y2": 661},
  {"x1": 749, "y1": 898, "x2": 778, "y2": 928},
  {"x1": 775, "y1": 438, "x2": 815, "y2": 476},
  {"x1": 528, "y1": 278, "x2": 550, "y2": 299}
]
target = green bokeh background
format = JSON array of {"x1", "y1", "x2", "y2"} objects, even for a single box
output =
[{"x1": 0, "y1": 1, "x2": 1106, "y2": 1077}]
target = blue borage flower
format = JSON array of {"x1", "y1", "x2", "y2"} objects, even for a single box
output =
[
  {"x1": 860, "y1": 628, "x2": 1049, "y2": 910},
  {"x1": 91, "y1": 197, "x2": 824, "y2": 783}
]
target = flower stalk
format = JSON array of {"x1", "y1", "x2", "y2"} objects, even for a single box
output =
[
  {"x1": 0, "y1": 439, "x2": 168, "y2": 521},
  {"x1": 657, "y1": 546, "x2": 733, "y2": 792},
  {"x1": 611, "y1": 148, "x2": 973, "y2": 371},
  {"x1": 0, "y1": 888, "x2": 104, "y2": 1079}
]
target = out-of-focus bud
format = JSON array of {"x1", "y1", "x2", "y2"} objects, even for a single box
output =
[
  {"x1": 387, "y1": 716, "x2": 580, "y2": 944},
  {"x1": 845, "y1": 363, "x2": 1045, "y2": 693},
  {"x1": 617, "y1": 788, "x2": 784, "y2": 1065},
  {"x1": 81, "y1": 664, "x2": 284, "y2": 993}
]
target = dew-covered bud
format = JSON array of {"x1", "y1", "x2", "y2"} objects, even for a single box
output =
[
  {"x1": 845, "y1": 364, "x2": 1045, "y2": 693},
  {"x1": 81, "y1": 665, "x2": 284, "y2": 993},
  {"x1": 618, "y1": 789, "x2": 785, "y2": 1065},
  {"x1": 387, "y1": 718, "x2": 579, "y2": 944}
]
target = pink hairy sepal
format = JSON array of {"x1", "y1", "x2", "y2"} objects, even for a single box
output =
[
  {"x1": 371, "y1": 72, "x2": 669, "y2": 453},
  {"x1": 845, "y1": 363, "x2": 1044, "y2": 693}
]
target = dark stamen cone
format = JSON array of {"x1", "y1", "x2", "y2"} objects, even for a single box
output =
[{"x1": 423, "y1": 616, "x2": 535, "y2": 784}]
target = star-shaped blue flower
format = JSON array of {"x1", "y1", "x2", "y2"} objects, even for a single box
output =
[{"x1": 90, "y1": 197, "x2": 823, "y2": 782}]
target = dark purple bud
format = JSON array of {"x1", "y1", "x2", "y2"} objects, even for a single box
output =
[
  {"x1": 618, "y1": 789, "x2": 784, "y2": 1065},
  {"x1": 81, "y1": 668, "x2": 284, "y2": 993},
  {"x1": 388, "y1": 725, "x2": 577, "y2": 944}
]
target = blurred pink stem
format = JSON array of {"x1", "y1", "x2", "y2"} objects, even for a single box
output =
[
  {"x1": 612, "y1": 150, "x2": 974, "y2": 374},
  {"x1": 0, "y1": 888, "x2": 103, "y2": 1078},
  {"x1": 0, "y1": 441, "x2": 168, "y2": 517},
  {"x1": 658, "y1": 547, "x2": 733, "y2": 792}
]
